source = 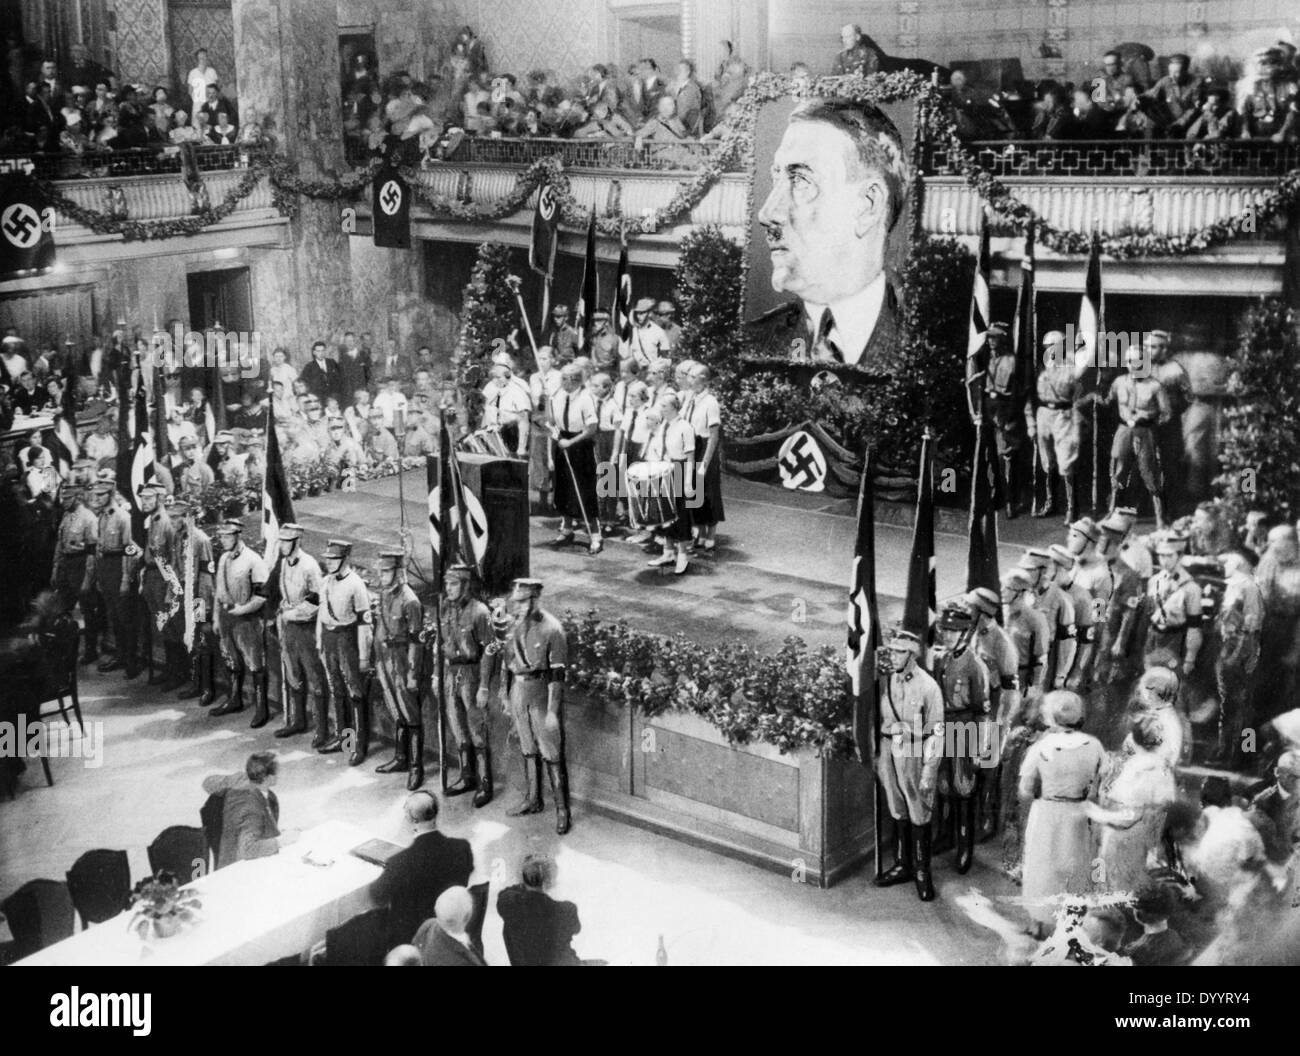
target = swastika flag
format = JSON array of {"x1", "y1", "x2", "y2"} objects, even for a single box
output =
[
  {"x1": 0, "y1": 175, "x2": 54, "y2": 279},
  {"x1": 372, "y1": 168, "x2": 410, "y2": 248}
]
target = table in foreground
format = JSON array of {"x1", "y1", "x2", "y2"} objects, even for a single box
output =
[{"x1": 18, "y1": 820, "x2": 382, "y2": 967}]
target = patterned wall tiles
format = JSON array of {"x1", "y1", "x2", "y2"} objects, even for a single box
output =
[{"x1": 113, "y1": 0, "x2": 170, "y2": 87}]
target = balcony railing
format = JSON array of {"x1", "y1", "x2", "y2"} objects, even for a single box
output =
[
  {"x1": 346, "y1": 133, "x2": 733, "y2": 173},
  {"x1": 925, "y1": 139, "x2": 1300, "y2": 179},
  {"x1": 0, "y1": 143, "x2": 263, "y2": 181}
]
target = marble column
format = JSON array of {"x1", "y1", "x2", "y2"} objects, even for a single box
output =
[{"x1": 233, "y1": 0, "x2": 355, "y2": 362}]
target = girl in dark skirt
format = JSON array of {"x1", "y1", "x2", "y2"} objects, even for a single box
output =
[
  {"x1": 550, "y1": 363, "x2": 602, "y2": 555},
  {"x1": 645, "y1": 393, "x2": 696, "y2": 576},
  {"x1": 683, "y1": 363, "x2": 724, "y2": 550}
]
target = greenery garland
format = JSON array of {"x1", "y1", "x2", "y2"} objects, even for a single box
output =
[{"x1": 36, "y1": 156, "x2": 271, "y2": 241}]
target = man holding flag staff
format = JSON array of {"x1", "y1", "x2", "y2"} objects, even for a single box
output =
[
  {"x1": 212, "y1": 518, "x2": 269, "y2": 725},
  {"x1": 316, "y1": 538, "x2": 373, "y2": 765}
]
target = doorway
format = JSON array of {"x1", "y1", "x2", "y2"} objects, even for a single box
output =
[{"x1": 185, "y1": 265, "x2": 252, "y2": 410}]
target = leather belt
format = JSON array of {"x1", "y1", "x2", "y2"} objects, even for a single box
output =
[
  {"x1": 448, "y1": 658, "x2": 480, "y2": 666},
  {"x1": 512, "y1": 670, "x2": 547, "y2": 681},
  {"x1": 1043, "y1": 794, "x2": 1086, "y2": 802}
]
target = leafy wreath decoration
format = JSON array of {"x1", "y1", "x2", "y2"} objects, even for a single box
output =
[{"x1": 28, "y1": 69, "x2": 1299, "y2": 255}]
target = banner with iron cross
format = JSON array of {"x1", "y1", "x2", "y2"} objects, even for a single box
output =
[
  {"x1": 0, "y1": 174, "x2": 55, "y2": 280},
  {"x1": 372, "y1": 166, "x2": 410, "y2": 248}
]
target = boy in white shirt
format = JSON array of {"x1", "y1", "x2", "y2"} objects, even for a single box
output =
[{"x1": 373, "y1": 375, "x2": 409, "y2": 429}]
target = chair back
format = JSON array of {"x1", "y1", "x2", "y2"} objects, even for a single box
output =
[
  {"x1": 1, "y1": 879, "x2": 74, "y2": 960},
  {"x1": 199, "y1": 792, "x2": 226, "y2": 869},
  {"x1": 37, "y1": 613, "x2": 79, "y2": 702},
  {"x1": 324, "y1": 906, "x2": 391, "y2": 966},
  {"x1": 65, "y1": 849, "x2": 131, "y2": 927},
  {"x1": 147, "y1": 825, "x2": 209, "y2": 884}
]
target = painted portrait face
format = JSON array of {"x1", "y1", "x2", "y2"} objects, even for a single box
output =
[{"x1": 758, "y1": 119, "x2": 888, "y2": 306}]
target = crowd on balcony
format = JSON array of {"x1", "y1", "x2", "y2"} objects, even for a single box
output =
[
  {"x1": 1, "y1": 39, "x2": 257, "y2": 170},
  {"x1": 945, "y1": 43, "x2": 1299, "y2": 144}
]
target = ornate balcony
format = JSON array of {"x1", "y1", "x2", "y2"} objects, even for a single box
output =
[
  {"x1": 3, "y1": 146, "x2": 288, "y2": 263},
  {"x1": 920, "y1": 139, "x2": 1295, "y2": 296}
]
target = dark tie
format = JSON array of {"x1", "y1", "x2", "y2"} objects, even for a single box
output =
[
  {"x1": 815, "y1": 309, "x2": 842, "y2": 363},
  {"x1": 563, "y1": 396, "x2": 571, "y2": 432}
]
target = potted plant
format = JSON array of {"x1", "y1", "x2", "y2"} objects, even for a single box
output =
[{"x1": 127, "y1": 871, "x2": 202, "y2": 941}]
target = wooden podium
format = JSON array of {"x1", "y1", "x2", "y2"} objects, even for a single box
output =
[{"x1": 455, "y1": 452, "x2": 529, "y2": 598}]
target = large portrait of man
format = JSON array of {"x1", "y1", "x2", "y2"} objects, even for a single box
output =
[{"x1": 745, "y1": 90, "x2": 916, "y2": 376}]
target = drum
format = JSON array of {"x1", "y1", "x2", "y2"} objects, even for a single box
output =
[
  {"x1": 627, "y1": 460, "x2": 676, "y2": 529},
  {"x1": 460, "y1": 432, "x2": 488, "y2": 455},
  {"x1": 478, "y1": 426, "x2": 509, "y2": 458}
]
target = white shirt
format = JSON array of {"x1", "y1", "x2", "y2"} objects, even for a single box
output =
[
  {"x1": 529, "y1": 369, "x2": 562, "y2": 414},
  {"x1": 803, "y1": 272, "x2": 887, "y2": 367},
  {"x1": 551, "y1": 389, "x2": 597, "y2": 433},
  {"x1": 620, "y1": 406, "x2": 650, "y2": 447},
  {"x1": 683, "y1": 390, "x2": 721, "y2": 436},
  {"x1": 647, "y1": 418, "x2": 695, "y2": 462},
  {"x1": 187, "y1": 65, "x2": 219, "y2": 105},
  {"x1": 373, "y1": 389, "x2": 408, "y2": 429},
  {"x1": 619, "y1": 322, "x2": 668, "y2": 367},
  {"x1": 480, "y1": 383, "x2": 531, "y2": 428}
]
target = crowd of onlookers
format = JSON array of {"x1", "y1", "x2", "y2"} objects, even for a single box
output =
[{"x1": 2, "y1": 36, "x2": 251, "y2": 161}]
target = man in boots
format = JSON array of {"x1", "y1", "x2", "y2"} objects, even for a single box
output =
[
  {"x1": 503, "y1": 578, "x2": 572, "y2": 834},
  {"x1": 90, "y1": 471, "x2": 134, "y2": 675},
  {"x1": 434, "y1": 564, "x2": 495, "y2": 807},
  {"x1": 984, "y1": 323, "x2": 1027, "y2": 518},
  {"x1": 137, "y1": 482, "x2": 180, "y2": 687},
  {"x1": 1026, "y1": 330, "x2": 1081, "y2": 523},
  {"x1": 316, "y1": 539, "x2": 373, "y2": 765},
  {"x1": 269, "y1": 523, "x2": 324, "y2": 741},
  {"x1": 51, "y1": 483, "x2": 100, "y2": 664},
  {"x1": 171, "y1": 499, "x2": 217, "y2": 708},
  {"x1": 966, "y1": 586, "x2": 1020, "y2": 841},
  {"x1": 1099, "y1": 342, "x2": 1172, "y2": 530},
  {"x1": 212, "y1": 519, "x2": 269, "y2": 726},
  {"x1": 872, "y1": 628, "x2": 944, "y2": 902},
  {"x1": 931, "y1": 601, "x2": 991, "y2": 876},
  {"x1": 373, "y1": 549, "x2": 427, "y2": 790}
]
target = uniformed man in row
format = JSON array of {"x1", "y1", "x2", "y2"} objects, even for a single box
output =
[
  {"x1": 1027, "y1": 330, "x2": 1081, "y2": 523},
  {"x1": 966, "y1": 586, "x2": 1020, "y2": 840},
  {"x1": 316, "y1": 539, "x2": 373, "y2": 765},
  {"x1": 1214, "y1": 551, "x2": 1264, "y2": 767},
  {"x1": 51, "y1": 483, "x2": 99, "y2": 662},
  {"x1": 1066, "y1": 517, "x2": 1112, "y2": 690},
  {"x1": 503, "y1": 578, "x2": 571, "y2": 835},
  {"x1": 268, "y1": 522, "x2": 324, "y2": 741},
  {"x1": 1096, "y1": 342, "x2": 1172, "y2": 530},
  {"x1": 137, "y1": 481, "x2": 181, "y2": 687},
  {"x1": 372, "y1": 548, "x2": 426, "y2": 790},
  {"x1": 90, "y1": 470, "x2": 137, "y2": 677},
  {"x1": 1146, "y1": 331, "x2": 1192, "y2": 515},
  {"x1": 434, "y1": 564, "x2": 496, "y2": 807},
  {"x1": 211, "y1": 519, "x2": 269, "y2": 725},
  {"x1": 1000, "y1": 569, "x2": 1050, "y2": 712},
  {"x1": 1047, "y1": 544, "x2": 1097, "y2": 694},
  {"x1": 931, "y1": 601, "x2": 991, "y2": 875},
  {"x1": 1144, "y1": 532, "x2": 1203, "y2": 680},
  {"x1": 1018, "y1": 547, "x2": 1077, "y2": 691},
  {"x1": 983, "y1": 323, "x2": 1027, "y2": 518},
  {"x1": 872, "y1": 628, "x2": 944, "y2": 902},
  {"x1": 170, "y1": 498, "x2": 217, "y2": 708}
]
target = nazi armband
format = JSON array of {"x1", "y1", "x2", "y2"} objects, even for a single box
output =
[
  {"x1": 251, "y1": 581, "x2": 267, "y2": 597},
  {"x1": 1057, "y1": 624, "x2": 1077, "y2": 641},
  {"x1": 1079, "y1": 625, "x2": 1096, "y2": 644},
  {"x1": 546, "y1": 665, "x2": 566, "y2": 685},
  {"x1": 999, "y1": 675, "x2": 1019, "y2": 692},
  {"x1": 1184, "y1": 612, "x2": 1203, "y2": 628}
]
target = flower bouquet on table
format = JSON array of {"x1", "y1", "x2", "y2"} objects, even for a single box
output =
[{"x1": 127, "y1": 871, "x2": 203, "y2": 941}]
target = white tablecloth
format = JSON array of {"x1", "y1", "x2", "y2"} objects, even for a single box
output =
[{"x1": 19, "y1": 821, "x2": 383, "y2": 966}]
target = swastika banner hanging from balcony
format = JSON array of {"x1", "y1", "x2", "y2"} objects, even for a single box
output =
[
  {"x1": 372, "y1": 168, "x2": 410, "y2": 249},
  {"x1": 0, "y1": 175, "x2": 55, "y2": 280}
]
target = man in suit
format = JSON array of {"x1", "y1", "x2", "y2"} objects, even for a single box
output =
[
  {"x1": 336, "y1": 331, "x2": 371, "y2": 400},
  {"x1": 371, "y1": 791, "x2": 474, "y2": 947},
  {"x1": 299, "y1": 340, "x2": 342, "y2": 403},
  {"x1": 201, "y1": 751, "x2": 299, "y2": 869},
  {"x1": 413, "y1": 886, "x2": 486, "y2": 966},
  {"x1": 751, "y1": 97, "x2": 908, "y2": 372},
  {"x1": 496, "y1": 854, "x2": 584, "y2": 966},
  {"x1": 1246, "y1": 751, "x2": 1300, "y2": 864}
]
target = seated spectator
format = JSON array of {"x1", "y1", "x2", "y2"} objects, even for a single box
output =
[
  {"x1": 371, "y1": 791, "x2": 474, "y2": 948},
  {"x1": 1032, "y1": 83, "x2": 1071, "y2": 140},
  {"x1": 1144, "y1": 53, "x2": 1200, "y2": 135},
  {"x1": 575, "y1": 100, "x2": 634, "y2": 138},
  {"x1": 270, "y1": 379, "x2": 296, "y2": 426},
  {"x1": 147, "y1": 109, "x2": 172, "y2": 145},
  {"x1": 413, "y1": 886, "x2": 485, "y2": 966},
  {"x1": 198, "y1": 82, "x2": 237, "y2": 128},
  {"x1": 402, "y1": 418, "x2": 434, "y2": 457},
  {"x1": 496, "y1": 854, "x2": 584, "y2": 966},
  {"x1": 344, "y1": 388, "x2": 373, "y2": 443},
  {"x1": 1184, "y1": 93, "x2": 1239, "y2": 142},
  {"x1": 629, "y1": 58, "x2": 666, "y2": 124},
  {"x1": 194, "y1": 110, "x2": 211, "y2": 142},
  {"x1": 1095, "y1": 49, "x2": 1139, "y2": 117},
  {"x1": 710, "y1": 55, "x2": 750, "y2": 120},
  {"x1": 1068, "y1": 86, "x2": 1112, "y2": 138},
  {"x1": 374, "y1": 374, "x2": 408, "y2": 428},
  {"x1": 323, "y1": 415, "x2": 366, "y2": 487},
  {"x1": 9, "y1": 370, "x2": 44, "y2": 416},
  {"x1": 148, "y1": 85, "x2": 173, "y2": 125},
  {"x1": 112, "y1": 107, "x2": 149, "y2": 150},
  {"x1": 88, "y1": 81, "x2": 117, "y2": 132},
  {"x1": 365, "y1": 408, "x2": 399, "y2": 465},
  {"x1": 83, "y1": 414, "x2": 118, "y2": 463},
  {"x1": 64, "y1": 42, "x2": 116, "y2": 96},
  {"x1": 637, "y1": 95, "x2": 688, "y2": 141},
  {"x1": 1115, "y1": 85, "x2": 1157, "y2": 140},
  {"x1": 201, "y1": 751, "x2": 299, "y2": 869},
  {"x1": 170, "y1": 109, "x2": 200, "y2": 143},
  {"x1": 207, "y1": 109, "x2": 238, "y2": 145}
]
